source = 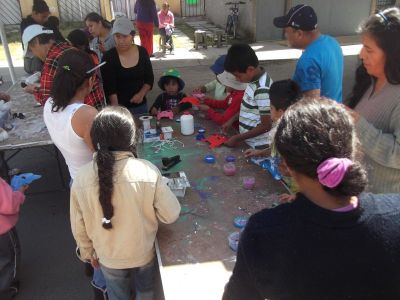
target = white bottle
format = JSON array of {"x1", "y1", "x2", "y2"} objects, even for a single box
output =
[{"x1": 180, "y1": 113, "x2": 194, "y2": 135}]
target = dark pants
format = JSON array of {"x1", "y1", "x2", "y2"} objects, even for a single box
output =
[
  {"x1": 0, "y1": 228, "x2": 20, "y2": 300},
  {"x1": 159, "y1": 28, "x2": 174, "y2": 52}
]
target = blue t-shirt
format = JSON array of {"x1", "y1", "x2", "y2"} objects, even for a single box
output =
[{"x1": 293, "y1": 35, "x2": 343, "y2": 102}]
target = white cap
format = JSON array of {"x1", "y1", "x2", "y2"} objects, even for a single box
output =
[
  {"x1": 22, "y1": 24, "x2": 53, "y2": 55},
  {"x1": 112, "y1": 16, "x2": 135, "y2": 35},
  {"x1": 217, "y1": 71, "x2": 248, "y2": 91}
]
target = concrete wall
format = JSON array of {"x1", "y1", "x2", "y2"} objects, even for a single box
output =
[
  {"x1": 255, "y1": 0, "x2": 285, "y2": 40},
  {"x1": 205, "y1": 0, "x2": 257, "y2": 41}
]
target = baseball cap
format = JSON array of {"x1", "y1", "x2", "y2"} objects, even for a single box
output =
[
  {"x1": 22, "y1": 24, "x2": 54, "y2": 55},
  {"x1": 210, "y1": 55, "x2": 226, "y2": 75},
  {"x1": 112, "y1": 16, "x2": 135, "y2": 35},
  {"x1": 273, "y1": 4, "x2": 317, "y2": 31},
  {"x1": 217, "y1": 71, "x2": 247, "y2": 91}
]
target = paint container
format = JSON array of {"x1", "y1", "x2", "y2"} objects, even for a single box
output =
[
  {"x1": 223, "y1": 162, "x2": 236, "y2": 176},
  {"x1": 225, "y1": 155, "x2": 236, "y2": 163},
  {"x1": 233, "y1": 216, "x2": 248, "y2": 228},
  {"x1": 139, "y1": 115, "x2": 153, "y2": 131},
  {"x1": 180, "y1": 113, "x2": 194, "y2": 135},
  {"x1": 204, "y1": 154, "x2": 216, "y2": 164},
  {"x1": 243, "y1": 176, "x2": 255, "y2": 190},
  {"x1": 196, "y1": 128, "x2": 206, "y2": 141},
  {"x1": 228, "y1": 231, "x2": 240, "y2": 252}
]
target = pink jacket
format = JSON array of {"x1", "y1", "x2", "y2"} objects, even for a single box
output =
[
  {"x1": 157, "y1": 10, "x2": 174, "y2": 29},
  {"x1": 0, "y1": 178, "x2": 25, "y2": 234}
]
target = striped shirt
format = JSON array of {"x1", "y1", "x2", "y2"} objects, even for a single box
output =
[{"x1": 239, "y1": 70, "x2": 273, "y2": 148}]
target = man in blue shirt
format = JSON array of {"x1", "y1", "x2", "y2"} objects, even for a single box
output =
[{"x1": 273, "y1": 4, "x2": 343, "y2": 102}]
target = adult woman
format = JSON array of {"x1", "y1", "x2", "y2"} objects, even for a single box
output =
[
  {"x1": 134, "y1": 0, "x2": 159, "y2": 56},
  {"x1": 71, "y1": 106, "x2": 180, "y2": 300},
  {"x1": 101, "y1": 16, "x2": 154, "y2": 115},
  {"x1": 346, "y1": 7, "x2": 400, "y2": 193},
  {"x1": 84, "y1": 12, "x2": 115, "y2": 61},
  {"x1": 223, "y1": 98, "x2": 400, "y2": 300},
  {"x1": 43, "y1": 49, "x2": 108, "y2": 299}
]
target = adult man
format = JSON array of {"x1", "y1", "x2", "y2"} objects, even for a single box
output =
[
  {"x1": 22, "y1": 25, "x2": 104, "y2": 108},
  {"x1": 273, "y1": 4, "x2": 343, "y2": 102}
]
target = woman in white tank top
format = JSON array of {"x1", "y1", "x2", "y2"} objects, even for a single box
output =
[{"x1": 43, "y1": 49, "x2": 99, "y2": 180}]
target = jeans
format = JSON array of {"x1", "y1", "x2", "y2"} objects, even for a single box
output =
[
  {"x1": 0, "y1": 228, "x2": 20, "y2": 299},
  {"x1": 128, "y1": 102, "x2": 148, "y2": 116},
  {"x1": 100, "y1": 259, "x2": 155, "y2": 300}
]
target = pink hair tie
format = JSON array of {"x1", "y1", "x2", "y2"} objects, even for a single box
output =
[{"x1": 317, "y1": 158, "x2": 353, "y2": 188}]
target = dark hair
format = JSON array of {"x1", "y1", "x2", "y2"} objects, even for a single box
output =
[
  {"x1": 346, "y1": 7, "x2": 400, "y2": 108},
  {"x1": 67, "y1": 29, "x2": 90, "y2": 51},
  {"x1": 224, "y1": 43, "x2": 259, "y2": 73},
  {"x1": 28, "y1": 32, "x2": 55, "y2": 48},
  {"x1": 163, "y1": 76, "x2": 179, "y2": 86},
  {"x1": 84, "y1": 12, "x2": 111, "y2": 29},
  {"x1": 270, "y1": 79, "x2": 302, "y2": 111},
  {"x1": 90, "y1": 106, "x2": 138, "y2": 229},
  {"x1": 46, "y1": 16, "x2": 60, "y2": 29},
  {"x1": 51, "y1": 49, "x2": 94, "y2": 112},
  {"x1": 32, "y1": 0, "x2": 49, "y2": 13},
  {"x1": 275, "y1": 97, "x2": 367, "y2": 198}
]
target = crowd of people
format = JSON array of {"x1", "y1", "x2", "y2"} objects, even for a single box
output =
[{"x1": 0, "y1": 1, "x2": 400, "y2": 299}]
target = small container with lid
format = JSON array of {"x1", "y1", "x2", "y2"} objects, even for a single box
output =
[
  {"x1": 223, "y1": 162, "x2": 236, "y2": 176},
  {"x1": 180, "y1": 112, "x2": 194, "y2": 135}
]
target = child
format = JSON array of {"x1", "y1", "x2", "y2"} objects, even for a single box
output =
[
  {"x1": 223, "y1": 43, "x2": 273, "y2": 149},
  {"x1": 0, "y1": 178, "x2": 28, "y2": 299},
  {"x1": 158, "y1": 2, "x2": 174, "y2": 54},
  {"x1": 150, "y1": 68, "x2": 186, "y2": 115},
  {"x1": 67, "y1": 29, "x2": 100, "y2": 65},
  {"x1": 70, "y1": 106, "x2": 181, "y2": 300},
  {"x1": 197, "y1": 71, "x2": 247, "y2": 127},
  {"x1": 245, "y1": 79, "x2": 301, "y2": 202},
  {"x1": 193, "y1": 55, "x2": 227, "y2": 100}
]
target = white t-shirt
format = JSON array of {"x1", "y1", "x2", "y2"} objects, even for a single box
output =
[{"x1": 43, "y1": 98, "x2": 93, "y2": 179}]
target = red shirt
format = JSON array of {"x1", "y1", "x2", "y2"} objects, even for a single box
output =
[
  {"x1": 34, "y1": 42, "x2": 104, "y2": 107},
  {"x1": 204, "y1": 90, "x2": 244, "y2": 126}
]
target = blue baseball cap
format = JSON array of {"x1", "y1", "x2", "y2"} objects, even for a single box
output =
[
  {"x1": 210, "y1": 55, "x2": 226, "y2": 75},
  {"x1": 273, "y1": 4, "x2": 318, "y2": 31}
]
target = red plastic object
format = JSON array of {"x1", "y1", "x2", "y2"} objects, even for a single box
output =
[
  {"x1": 205, "y1": 134, "x2": 228, "y2": 149},
  {"x1": 157, "y1": 110, "x2": 174, "y2": 120},
  {"x1": 179, "y1": 96, "x2": 200, "y2": 106}
]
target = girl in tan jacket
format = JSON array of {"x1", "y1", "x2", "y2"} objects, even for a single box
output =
[{"x1": 70, "y1": 106, "x2": 181, "y2": 300}]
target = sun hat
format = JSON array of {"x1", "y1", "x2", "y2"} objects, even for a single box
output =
[
  {"x1": 111, "y1": 16, "x2": 135, "y2": 35},
  {"x1": 273, "y1": 4, "x2": 318, "y2": 31},
  {"x1": 217, "y1": 71, "x2": 247, "y2": 91},
  {"x1": 22, "y1": 24, "x2": 53, "y2": 55},
  {"x1": 158, "y1": 68, "x2": 185, "y2": 91}
]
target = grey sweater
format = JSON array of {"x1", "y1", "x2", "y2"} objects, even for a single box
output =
[{"x1": 355, "y1": 82, "x2": 400, "y2": 193}]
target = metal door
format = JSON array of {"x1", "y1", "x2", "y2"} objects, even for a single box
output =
[{"x1": 180, "y1": 0, "x2": 206, "y2": 17}]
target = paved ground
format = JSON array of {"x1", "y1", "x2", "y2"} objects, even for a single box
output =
[{"x1": 0, "y1": 18, "x2": 362, "y2": 299}]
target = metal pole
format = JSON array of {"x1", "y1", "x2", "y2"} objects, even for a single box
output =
[{"x1": 0, "y1": 21, "x2": 17, "y2": 84}]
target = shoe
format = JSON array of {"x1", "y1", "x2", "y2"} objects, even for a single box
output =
[
  {"x1": 150, "y1": 54, "x2": 155, "y2": 58},
  {"x1": 169, "y1": 49, "x2": 174, "y2": 55}
]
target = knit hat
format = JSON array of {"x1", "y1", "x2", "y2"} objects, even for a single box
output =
[
  {"x1": 210, "y1": 55, "x2": 226, "y2": 75},
  {"x1": 158, "y1": 68, "x2": 185, "y2": 91},
  {"x1": 217, "y1": 71, "x2": 247, "y2": 91}
]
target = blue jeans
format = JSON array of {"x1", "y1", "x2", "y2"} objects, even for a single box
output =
[
  {"x1": 128, "y1": 102, "x2": 148, "y2": 116},
  {"x1": 100, "y1": 259, "x2": 155, "y2": 300}
]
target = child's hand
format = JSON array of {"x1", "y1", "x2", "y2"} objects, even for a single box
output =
[
  {"x1": 244, "y1": 149, "x2": 262, "y2": 158},
  {"x1": 18, "y1": 185, "x2": 29, "y2": 194},
  {"x1": 198, "y1": 104, "x2": 210, "y2": 111},
  {"x1": 279, "y1": 193, "x2": 296, "y2": 203},
  {"x1": 224, "y1": 135, "x2": 239, "y2": 147},
  {"x1": 0, "y1": 92, "x2": 10, "y2": 102},
  {"x1": 91, "y1": 258, "x2": 100, "y2": 269},
  {"x1": 172, "y1": 107, "x2": 179, "y2": 114}
]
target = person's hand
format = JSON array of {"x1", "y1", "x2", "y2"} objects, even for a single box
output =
[
  {"x1": 90, "y1": 258, "x2": 100, "y2": 269},
  {"x1": 130, "y1": 93, "x2": 144, "y2": 104},
  {"x1": 198, "y1": 104, "x2": 209, "y2": 111},
  {"x1": 18, "y1": 185, "x2": 29, "y2": 194},
  {"x1": 193, "y1": 86, "x2": 206, "y2": 94},
  {"x1": 24, "y1": 84, "x2": 39, "y2": 94},
  {"x1": 279, "y1": 193, "x2": 296, "y2": 203},
  {"x1": 172, "y1": 107, "x2": 179, "y2": 114},
  {"x1": 224, "y1": 135, "x2": 240, "y2": 147},
  {"x1": 98, "y1": 42, "x2": 106, "y2": 54},
  {"x1": 0, "y1": 92, "x2": 10, "y2": 102},
  {"x1": 244, "y1": 149, "x2": 263, "y2": 158}
]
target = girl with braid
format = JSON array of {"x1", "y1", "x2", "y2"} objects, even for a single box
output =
[{"x1": 70, "y1": 106, "x2": 181, "y2": 300}]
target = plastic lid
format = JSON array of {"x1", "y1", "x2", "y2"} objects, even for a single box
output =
[{"x1": 225, "y1": 155, "x2": 236, "y2": 162}]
